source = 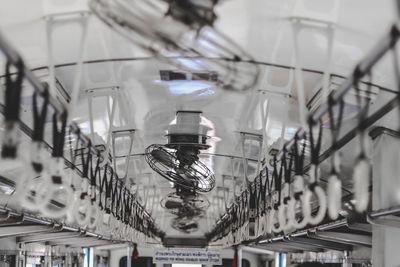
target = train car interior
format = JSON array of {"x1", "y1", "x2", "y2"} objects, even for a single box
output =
[{"x1": 0, "y1": 0, "x2": 400, "y2": 266}]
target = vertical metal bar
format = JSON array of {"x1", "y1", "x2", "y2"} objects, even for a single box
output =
[
  {"x1": 237, "y1": 246, "x2": 243, "y2": 267},
  {"x1": 257, "y1": 98, "x2": 269, "y2": 174},
  {"x1": 321, "y1": 26, "x2": 335, "y2": 103},
  {"x1": 88, "y1": 95, "x2": 95, "y2": 141},
  {"x1": 240, "y1": 133, "x2": 248, "y2": 186},
  {"x1": 127, "y1": 246, "x2": 131, "y2": 267},
  {"x1": 291, "y1": 21, "x2": 308, "y2": 129},
  {"x1": 45, "y1": 16, "x2": 57, "y2": 99},
  {"x1": 69, "y1": 16, "x2": 89, "y2": 121}
]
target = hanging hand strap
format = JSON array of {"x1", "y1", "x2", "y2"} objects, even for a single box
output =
[
  {"x1": 99, "y1": 164, "x2": 107, "y2": 209},
  {"x1": 256, "y1": 169, "x2": 266, "y2": 216},
  {"x1": 51, "y1": 111, "x2": 67, "y2": 184},
  {"x1": 283, "y1": 150, "x2": 293, "y2": 204},
  {"x1": 260, "y1": 167, "x2": 269, "y2": 214},
  {"x1": 327, "y1": 94, "x2": 345, "y2": 174},
  {"x1": 239, "y1": 196, "x2": 245, "y2": 225},
  {"x1": 125, "y1": 190, "x2": 132, "y2": 224},
  {"x1": 68, "y1": 128, "x2": 76, "y2": 169},
  {"x1": 117, "y1": 183, "x2": 124, "y2": 220},
  {"x1": 89, "y1": 152, "x2": 101, "y2": 202},
  {"x1": 270, "y1": 157, "x2": 278, "y2": 195},
  {"x1": 355, "y1": 75, "x2": 373, "y2": 158},
  {"x1": 115, "y1": 181, "x2": 123, "y2": 219},
  {"x1": 121, "y1": 188, "x2": 127, "y2": 223},
  {"x1": 308, "y1": 119, "x2": 323, "y2": 167},
  {"x1": 237, "y1": 198, "x2": 242, "y2": 227},
  {"x1": 32, "y1": 88, "x2": 49, "y2": 142},
  {"x1": 105, "y1": 167, "x2": 114, "y2": 213},
  {"x1": 273, "y1": 156, "x2": 283, "y2": 210},
  {"x1": 70, "y1": 128, "x2": 81, "y2": 167},
  {"x1": 124, "y1": 192, "x2": 132, "y2": 224},
  {"x1": 294, "y1": 134, "x2": 307, "y2": 176},
  {"x1": 231, "y1": 205, "x2": 236, "y2": 231},
  {"x1": 4, "y1": 61, "x2": 24, "y2": 122},
  {"x1": 129, "y1": 197, "x2": 135, "y2": 227},
  {"x1": 308, "y1": 118, "x2": 324, "y2": 188},
  {"x1": 243, "y1": 192, "x2": 249, "y2": 222},
  {"x1": 30, "y1": 88, "x2": 50, "y2": 172},
  {"x1": 111, "y1": 179, "x2": 119, "y2": 217},
  {"x1": 80, "y1": 141, "x2": 92, "y2": 179},
  {"x1": 2, "y1": 61, "x2": 24, "y2": 158},
  {"x1": 248, "y1": 182, "x2": 257, "y2": 220},
  {"x1": 52, "y1": 111, "x2": 67, "y2": 158}
]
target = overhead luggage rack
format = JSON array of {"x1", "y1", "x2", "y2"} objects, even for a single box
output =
[
  {"x1": 254, "y1": 217, "x2": 372, "y2": 256},
  {"x1": 0, "y1": 207, "x2": 129, "y2": 246}
]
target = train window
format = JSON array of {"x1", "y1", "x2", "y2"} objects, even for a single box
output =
[
  {"x1": 213, "y1": 259, "x2": 250, "y2": 267},
  {"x1": 119, "y1": 256, "x2": 156, "y2": 267}
]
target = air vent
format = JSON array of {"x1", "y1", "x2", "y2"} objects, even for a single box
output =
[{"x1": 160, "y1": 70, "x2": 218, "y2": 82}]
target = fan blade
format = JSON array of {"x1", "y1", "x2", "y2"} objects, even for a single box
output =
[
  {"x1": 145, "y1": 144, "x2": 215, "y2": 192},
  {"x1": 180, "y1": 222, "x2": 198, "y2": 230},
  {"x1": 164, "y1": 200, "x2": 183, "y2": 209},
  {"x1": 151, "y1": 148, "x2": 176, "y2": 168}
]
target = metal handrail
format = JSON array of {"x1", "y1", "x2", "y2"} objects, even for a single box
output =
[
  {"x1": 0, "y1": 32, "x2": 161, "y2": 236},
  {"x1": 275, "y1": 24, "x2": 400, "y2": 161},
  {"x1": 208, "y1": 8, "x2": 400, "y2": 242}
]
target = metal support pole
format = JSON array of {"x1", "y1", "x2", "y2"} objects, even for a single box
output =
[
  {"x1": 44, "y1": 244, "x2": 52, "y2": 267},
  {"x1": 371, "y1": 132, "x2": 400, "y2": 266},
  {"x1": 342, "y1": 251, "x2": 352, "y2": 267},
  {"x1": 237, "y1": 246, "x2": 242, "y2": 267},
  {"x1": 127, "y1": 246, "x2": 131, "y2": 267},
  {"x1": 16, "y1": 242, "x2": 25, "y2": 267}
]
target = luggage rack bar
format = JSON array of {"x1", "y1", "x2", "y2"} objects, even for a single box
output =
[
  {"x1": 256, "y1": 218, "x2": 371, "y2": 251},
  {"x1": 258, "y1": 219, "x2": 347, "y2": 244},
  {"x1": 0, "y1": 207, "x2": 130, "y2": 244},
  {"x1": 367, "y1": 206, "x2": 400, "y2": 228},
  {"x1": 369, "y1": 206, "x2": 400, "y2": 218}
]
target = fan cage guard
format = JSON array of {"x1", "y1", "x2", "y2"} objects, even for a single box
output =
[
  {"x1": 145, "y1": 144, "x2": 215, "y2": 193},
  {"x1": 89, "y1": 0, "x2": 260, "y2": 91},
  {"x1": 160, "y1": 192, "x2": 210, "y2": 216},
  {"x1": 171, "y1": 217, "x2": 199, "y2": 233}
]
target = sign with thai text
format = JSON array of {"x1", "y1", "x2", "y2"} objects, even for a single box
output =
[{"x1": 153, "y1": 248, "x2": 222, "y2": 265}]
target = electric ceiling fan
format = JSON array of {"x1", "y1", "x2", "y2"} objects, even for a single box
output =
[
  {"x1": 145, "y1": 111, "x2": 215, "y2": 193},
  {"x1": 90, "y1": 0, "x2": 260, "y2": 91},
  {"x1": 161, "y1": 185, "x2": 210, "y2": 216},
  {"x1": 171, "y1": 216, "x2": 199, "y2": 234}
]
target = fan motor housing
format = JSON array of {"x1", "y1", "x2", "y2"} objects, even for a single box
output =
[
  {"x1": 164, "y1": 0, "x2": 219, "y2": 28},
  {"x1": 166, "y1": 110, "x2": 210, "y2": 150}
]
